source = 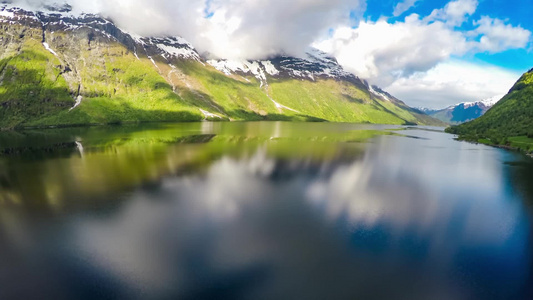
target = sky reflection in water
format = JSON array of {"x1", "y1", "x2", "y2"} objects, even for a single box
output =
[{"x1": 0, "y1": 122, "x2": 532, "y2": 300}]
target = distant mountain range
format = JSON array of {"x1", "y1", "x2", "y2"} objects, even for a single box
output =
[
  {"x1": 0, "y1": 3, "x2": 440, "y2": 129},
  {"x1": 447, "y1": 68, "x2": 533, "y2": 154},
  {"x1": 417, "y1": 95, "x2": 503, "y2": 125}
]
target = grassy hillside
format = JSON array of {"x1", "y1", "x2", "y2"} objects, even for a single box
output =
[
  {"x1": 447, "y1": 68, "x2": 533, "y2": 153},
  {"x1": 0, "y1": 38, "x2": 74, "y2": 128},
  {"x1": 269, "y1": 79, "x2": 405, "y2": 124},
  {"x1": 0, "y1": 25, "x2": 204, "y2": 128},
  {"x1": 0, "y1": 22, "x2": 441, "y2": 129}
]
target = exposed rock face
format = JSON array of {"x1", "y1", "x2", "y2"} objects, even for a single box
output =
[{"x1": 0, "y1": 3, "x2": 441, "y2": 128}]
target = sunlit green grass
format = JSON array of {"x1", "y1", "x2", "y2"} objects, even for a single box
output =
[
  {"x1": 508, "y1": 136, "x2": 533, "y2": 152},
  {"x1": 0, "y1": 29, "x2": 440, "y2": 129}
]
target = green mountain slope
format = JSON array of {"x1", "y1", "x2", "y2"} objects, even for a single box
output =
[
  {"x1": 0, "y1": 5, "x2": 441, "y2": 129},
  {"x1": 447, "y1": 68, "x2": 533, "y2": 153}
]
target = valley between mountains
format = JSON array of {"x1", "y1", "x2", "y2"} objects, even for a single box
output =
[{"x1": 0, "y1": 4, "x2": 440, "y2": 129}]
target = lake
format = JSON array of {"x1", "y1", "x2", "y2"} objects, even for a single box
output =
[{"x1": 0, "y1": 122, "x2": 532, "y2": 300}]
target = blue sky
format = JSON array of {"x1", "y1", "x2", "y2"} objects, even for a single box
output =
[
  {"x1": 314, "y1": 0, "x2": 533, "y2": 108},
  {"x1": 365, "y1": 0, "x2": 533, "y2": 73}
]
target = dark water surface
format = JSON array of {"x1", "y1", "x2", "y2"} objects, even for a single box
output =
[{"x1": 0, "y1": 122, "x2": 532, "y2": 300}]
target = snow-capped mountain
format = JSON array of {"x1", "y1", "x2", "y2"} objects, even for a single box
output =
[
  {"x1": 419, "y1": 95, "x2": 504, "y2": 124},
  {"x1": 0, "y1": 2, "x2": 381, "y2": 95},
  {"x1": 207, "y1": 48, "x2": 360, "y2": 84},
  {"x1": 0, "y1": 3, "x2": 441, "y2": 128}
]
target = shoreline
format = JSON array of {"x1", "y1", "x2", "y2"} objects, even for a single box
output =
[
  {"x1": 1, "y1": 120, "x2": 436, "y2": 132},
  {"x1": 454, "y1": 136, "x2": 533, "y2": 158},
  {"x1": 486, "y1": 143, "x2": 533, "y2": 158}
]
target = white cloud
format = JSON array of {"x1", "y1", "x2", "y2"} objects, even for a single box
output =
[
  {"x1": 426, "y1": 0, "x2": 478, "y2": 27},
  {"x1": 314, "y1": 14, "x2": 470, "y2": 86},
  {"x1": 316, "y1": 0, "x2": 531, "y2": 106},
  {"x1": 198, "y1": 0, "x2": 363, "y2": 59},
  {"x1": 386, "y1": 60, "x2": 521, "y2": 108},
  {"x1": 474, "y1": 16, "x2": 532, "y2": 53},
  {"x1": 8, "y1": 0, "x2": 532, "y2": 107},
  {"x1": 393, "y1": 0, "x2": 421, "y2": 17},
  {"x1": 10, "y1": 0, "x2": 364, "y2": 60}
]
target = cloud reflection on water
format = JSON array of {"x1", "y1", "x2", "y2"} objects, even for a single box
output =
[
  {"x1": 0, "y1": 123, "x2": 531, "y2": 299},
  {"x1": 70, "y1": 138, "x2": 530, "y2": 299}
]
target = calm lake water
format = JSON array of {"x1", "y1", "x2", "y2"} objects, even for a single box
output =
[{"x1": 0, "y1": 122, "x2": 532, "y2": 300}]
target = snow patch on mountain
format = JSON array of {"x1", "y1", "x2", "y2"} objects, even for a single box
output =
[
  {"x1": 419, "y1": 94, "x2": 505, "y2": 124},
  {"x1": 144, "y1": 37, "x2": 202, "y2": 62},
  {"x1": 207, "y1": 59, "x2": 303, "y2": 112},
  {"x1": 461, "y1": 95, "x2": 504, "y2": 109},
  {"x1": 421, "y1": 95, "x2": 504, "y2": 112},
  {"x1": 0, "y1": 4, "x2": 35, "y2": 24},
  {"x1": 1, "y1": 2, "x2": 86, "y2": 26},
  {"x1": 0, "y1": 8, "x2": 14, "y2": 19},
  {"x1": 157, "y1": 43, "x2": 198, "y2": 60},
  {"x1": 304, "y1": 48, "x2": 355, "y2": 79},
  {"x1": 261, "y1": 61, "x2": 279, "y2": 76},
  {"x1": 43, "y1": 42, "x2": 59, "y2": 57},
  {"x1": 369, "y1": 85, "x2": 390, "y2": 102},
  {"x1": 148, "y1": 56, "x2": 161, "y2": 72},
  {"x1": 207, "y1": 60, "x2": 267, "y2": 85},
  {"x1": 1, "y1": 4, "x2": 359, "y2": 87},
  {"x1": 271, "y1": 98, "x2": 299, "y2": 113},
  {"x1": 207, "y1": 48, "x2": 358, "y2": 85},
  {"x1": 1, "y1": 4, "x2": 204, "y2": 64},
  {"x1": 128, "y1": 32, "x2": 146, "y2": 45},
  {"x1": 199, "y1": 109, "x2": 223, "y2": 120}
]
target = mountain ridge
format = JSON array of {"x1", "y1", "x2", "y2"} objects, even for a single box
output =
[
  {"x1": 447, "y1": 69, "x2": 533, "y2": 155},
  {"x1": 0, "y1": 3, "x2": 441, "y2": 129},
  {"x1": 418, "y1": 95, "x2": 504, "y2": 124}
]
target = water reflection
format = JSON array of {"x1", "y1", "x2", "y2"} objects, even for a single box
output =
[{"x1": 0, "y1": 122, "x2": 532, "y2": 299}]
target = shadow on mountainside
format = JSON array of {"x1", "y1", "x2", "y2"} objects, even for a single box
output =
[{"x1": 0, "y1": 51, "x2": 74, "y2": 129}]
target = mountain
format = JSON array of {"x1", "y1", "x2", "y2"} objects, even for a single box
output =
[
  {"x1": 447, "y1": 68, "x2": 533, "y2": 154},
  {"x1": 419, "y1": 95, "x2": 503, "y2": 125},
  {"x1": 0, "y1": 3, "x2": 440, "y2": 129}
]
